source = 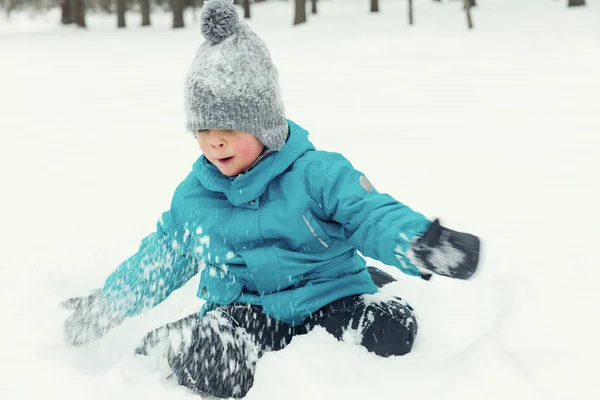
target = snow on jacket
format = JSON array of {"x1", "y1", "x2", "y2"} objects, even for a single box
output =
[{"x1": 102, "y1": 120, "x2": 431, "y2": 326}]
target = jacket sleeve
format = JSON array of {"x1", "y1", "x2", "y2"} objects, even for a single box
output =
[
  {"x1": 100, "y1": 210, "x2": 200, "y2": 319},
  {"x1": 309, "y1": 153, "x2": 431, "y2": 276}
]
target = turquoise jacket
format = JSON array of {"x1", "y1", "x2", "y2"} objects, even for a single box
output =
[{"x1": 102, "y1": 121, "x2": 431, "y2": 326}]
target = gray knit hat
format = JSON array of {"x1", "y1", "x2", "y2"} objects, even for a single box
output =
[{"x1": 184, "y1": 0, "x2": 288, "y2": 151}]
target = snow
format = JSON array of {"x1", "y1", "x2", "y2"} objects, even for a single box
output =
[{"x1": 1, "y1": 0, "x2": 599, "y2": 399}]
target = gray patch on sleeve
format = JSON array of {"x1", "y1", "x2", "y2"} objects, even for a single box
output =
[{"x1": 359, "y1": 175, "x2": 374, "y2": 193}]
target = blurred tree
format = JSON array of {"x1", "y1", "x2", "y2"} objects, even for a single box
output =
[
  {"x1": 370, "y1": 0, "x2": 378, "y2": 12},
  {"x1": 97, "y1": 0, "x2": 111, "y2": 13},
  {"x1": 117, "y1": 0, "x2": 126, "y2": 27},
  {"x1": 61, "y1": 0, "x2": 72, "y2": 24},
  {"x1": 192, "y1": 0, "x2": 206, "y2": 21},
  {"x1": 72, "y1": 0, "x2": 86, "y2": 27},
  {"x1": 141, "y1": 0, "x2": 151, "y2": 26},
  {"x1": 242, "y1": 0, "x2": 250, "y2": 18},
  {"x1": 187, "y1": 0, "x2": 197, "y2": 21},
  {"x1": 464, "y1": 0, "x2": 473, "y2": 28},
  {"x1": 311, "y1": 0, "x2": 316, "y2": 14},
  {"x1": 293, "y1": 0, "x2": 306, "y2": 25},
  {"x1": 4, "y1": 0, "x2": 16, "y2": 18},
  {"x1": 408, "y1": 0, "x2": 413, "y2": 25},
  {"x1": 172, "y1": 0, "x2": 185, "y2": 27},
  {"x1": 568, "y1": 0, "x2": 585, "y2": 6}
]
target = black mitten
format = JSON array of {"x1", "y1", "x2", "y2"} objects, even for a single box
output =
[
  {"x1": 61, "y1": 290, "x2": 124, "y2": 346},
  {"x1": 411, "y1": 219, "x2": 480, "y2": 280}
]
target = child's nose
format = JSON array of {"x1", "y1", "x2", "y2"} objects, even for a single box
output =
[{"x1": 209, "y1": 134, "x2": 226, "y2": 148}]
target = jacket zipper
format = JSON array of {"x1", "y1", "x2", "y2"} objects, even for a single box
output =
[{"x1": 301, "y1": 214, "x2": 329, "y2": 249}]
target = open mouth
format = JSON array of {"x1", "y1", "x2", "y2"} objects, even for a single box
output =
[{"x1": 217, "y1": 156, "x2": 234, "y2": 165}]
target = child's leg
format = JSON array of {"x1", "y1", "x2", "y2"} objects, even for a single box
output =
[
  {"x1": 135, "y1": 304, "x2": 296, "y2": 399},
  {"x1": 167, "y1": 307, "x2": 258, "y2": 398},
  {"x1": 310, "y1": 294, "x2": 418, "y2": 357},
  {"x1": 366, "y1": 266, "x2": 397, "y2": 287},
  {"x1": 308, "y1": 267, "x2": 418, "y2": 357}
]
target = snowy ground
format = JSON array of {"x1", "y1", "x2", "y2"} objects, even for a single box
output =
[{"x1": 1, "y1": 0, "x2": 600, "y2": 399}]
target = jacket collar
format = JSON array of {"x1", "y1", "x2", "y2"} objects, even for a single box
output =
[{"x1": 193, "y1": 120, "x2": 315, "y2": 207}]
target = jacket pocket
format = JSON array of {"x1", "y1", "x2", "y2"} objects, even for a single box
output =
[
  {"x1": 301, "y1": 212, "x2": 333, "y2": 249},
  {"x1": 197, "y1": 266, "x2": 243, "y2": 305}
]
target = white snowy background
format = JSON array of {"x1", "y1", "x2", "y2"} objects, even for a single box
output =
[{"x1": 1, "y1": 0, "x2": 599, "y2": 399}]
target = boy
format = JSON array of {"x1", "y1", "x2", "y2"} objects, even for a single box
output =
[{"x1": 62, "y1": 1, "x2": 480, "y2": 398}]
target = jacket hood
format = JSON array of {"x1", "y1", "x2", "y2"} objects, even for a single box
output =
[{"x1": 193, "y1": 120, "x2": 315, "y2": 206}]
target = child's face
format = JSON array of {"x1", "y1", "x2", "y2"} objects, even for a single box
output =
[{"x1": 196, "y1": 129, "x2": 265, "y2": 176}]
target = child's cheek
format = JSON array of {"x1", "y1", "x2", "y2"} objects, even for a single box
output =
[
  {"x1": 197, "y1": 138, "x2": 210, "y2": 154},
  {"x1": 236, "y1": 141, "x2": 262, "y2": 160}
]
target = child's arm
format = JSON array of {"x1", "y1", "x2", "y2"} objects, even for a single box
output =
[
  {"x1": 100, "y1": 211, "x2": 200, "y2": 318},
  {"x1": 62, "y1": 211, "x2": 199, "y2": 346},
  {"x1": 309, "y1": 153, "x2": 479, "y2": 279}
]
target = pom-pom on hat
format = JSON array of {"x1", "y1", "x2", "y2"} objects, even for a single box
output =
[{"x1": 184, "y1": 0, "x2": 288, "y2": 151}]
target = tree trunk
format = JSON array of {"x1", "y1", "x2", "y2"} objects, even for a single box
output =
[
  {"x1": 190, "y1": 0, "x2": 196, "y2": 21},
  {"x1": 195, "y1": 0, "x2": 206, "y2": 21},
  {"x1": 61, "y1": 0, "x2": 72, "y2": 24},
  {"x1": 293, "y1": 0, "x2": 306, "y2": 25},
  {"x1": 408, "y1": 0, "x2": 413, "y2": 25},
  {"x1": 568, "y1": 0, "x2": 585, "y2": 6},
  {"x1": 141, "y1": 0, "x2": 151, "y2": 26},
  {"x1": 117, "y1": 0, "x2": 126, "y2": 27},
  {"x1": 370, "y1": 0, "x2": 378, "y2": 13},
  {"x1": 172, "y1": 0, "x2": 185, "y2": 28},
  {"x1": 5, "y1": 0, "x2": 14, "y2": 19},
  {"x1": 97, "y1": 0, "x2": 111, "y2": 13},
  {"x1": 311, "y1": 0, "x2": 317, "y2": 14},
  {"x1": 72, "y1": 0, "x2": 86, "y2": 28},
  {"x1": 242, "y1": 0, "x2": 250, "y2": 18},
  {"x1": 464, "y1": 0, "x2": 473, "y2": 29}
]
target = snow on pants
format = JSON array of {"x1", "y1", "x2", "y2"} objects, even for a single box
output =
[{"x1": 135, "y1": 268, "x2": 418, "y2": 398}]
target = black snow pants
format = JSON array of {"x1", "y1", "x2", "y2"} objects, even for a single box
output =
[{"x1": 135, "y1": 267, "x2": 418, "y2": 399}]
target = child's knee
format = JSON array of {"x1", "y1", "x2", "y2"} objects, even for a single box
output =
[
  {"x1": 168, "y1": 311, "x2": 259, "y2": 398},
  {"x1": 360, "y1": 302, "x2": 418, "y2": 357}
]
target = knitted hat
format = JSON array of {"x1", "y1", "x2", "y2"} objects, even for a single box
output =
[{"x1": 184, "y1": 0, "x2": 288, "y2": 151}]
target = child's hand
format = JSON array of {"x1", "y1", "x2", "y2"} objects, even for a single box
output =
[
  {"x1": 411, "y1": 219, "x2": 480, "y2": 280},
  {"x1": 61, "y1": 290, "x2": 123, "y2": 346}
]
